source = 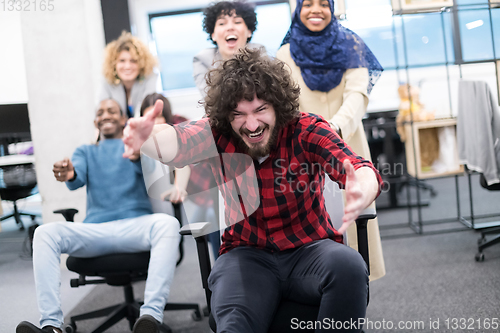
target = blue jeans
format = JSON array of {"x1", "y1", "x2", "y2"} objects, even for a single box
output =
[
  {"x1": 32, "y1": 214, "x2": 180, "y2": 329},
  {"x1": 208, "y1": 239, "x2": 369, "y2": 333}
]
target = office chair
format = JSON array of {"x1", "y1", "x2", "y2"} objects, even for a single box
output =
[
  {"x1": 180, "y1": 177, "x2": 376, "y2": 333},
  {"x1": 54, "y1": 204, "x2": 202, "y2": 333},
  {"x1": 475, "y1": 174, "x2": 500, "y2": 262},
  {"x1": 455, "y1": 80, "x2": 500, "y2": 262},
  {"x1": 0, "y1": 184, "x2": 39, "y2": 230},
  {"x1": 363, "y1": 111, "x2": 435, "y2": 210}
]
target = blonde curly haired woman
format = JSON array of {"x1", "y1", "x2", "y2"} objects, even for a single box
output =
[{"x1": 99, "y1": 31, "x2": 159, "y2": 118}]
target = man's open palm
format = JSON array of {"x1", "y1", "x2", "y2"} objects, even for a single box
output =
[
  {"x1": 338, "y1": 160, "x2": 365, "y2": 234},
  {"x1": 122, "y1": 100, "x2": 163, "y2": 158}
]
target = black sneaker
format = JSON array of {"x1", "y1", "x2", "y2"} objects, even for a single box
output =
[
  {"x1": 16, "y1": 321, "x2": 61, "y2": 333},
  {"x1": 132, "y1": 314, "x2": 160, "y2": 333}
]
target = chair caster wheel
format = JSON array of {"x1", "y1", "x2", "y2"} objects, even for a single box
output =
[
  {"x1": 477, "y1": 237, "x2": 485, "y2": 245},
  {"x1": 65, "y1": 322, "x2": 76, "y2": 333},
  {"x1": 192, "y1": 310, "x2": 203, "y2": 321},
  {"x1": 475, "y1": 252, "x2": 485, "y2": 262}
]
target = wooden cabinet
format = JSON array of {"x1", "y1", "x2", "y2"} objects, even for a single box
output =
[{"x1": 404, "y1": 118, "x2": 464, "y2": 179}]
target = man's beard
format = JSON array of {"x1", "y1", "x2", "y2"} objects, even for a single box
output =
[{"x1": 232, "y1": 124, "x2": 280, "y2": 160}]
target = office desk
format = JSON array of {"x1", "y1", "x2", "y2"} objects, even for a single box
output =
[{"x1": 0, "y1": 154, "x2": 35, "y2": 167}]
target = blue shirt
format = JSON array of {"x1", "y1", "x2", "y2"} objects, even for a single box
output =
[{"x1": 66, "y1": 139, "x2": 153, "y2": 223}]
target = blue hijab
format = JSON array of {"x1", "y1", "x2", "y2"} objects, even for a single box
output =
[{"x1": 281, "y1": 0, "x2": 383, "y2": 94}]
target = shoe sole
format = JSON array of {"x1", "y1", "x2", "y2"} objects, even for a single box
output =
[
  {"x1": 133, "y1": 316, "x2": 159, "y2": 333},
  {"x1": 16, "y1": 322, "x2": 43, "y2": 333}
]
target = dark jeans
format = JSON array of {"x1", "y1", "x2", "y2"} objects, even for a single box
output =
[{"x1": 208, "y1": 239, "x2": 369, "y2": 333}]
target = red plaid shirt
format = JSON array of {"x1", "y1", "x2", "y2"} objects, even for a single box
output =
[
  {"x1": 172, "y1": 115, "x2": 215, "y2": 208},
  {"x1": 170, "y1": 113, "x2": 382, "y2": 254}
]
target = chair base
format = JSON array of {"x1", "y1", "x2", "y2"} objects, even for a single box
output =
[
  {"x1": 0, "y1": 202, "x2": 40, "y2": 230},
  {"x1": 475, "y1": 226, "x2": 500, "y2": 262},
  {"x1": 65, "y1": 284, "x2": 173, "y2": 333},
  {"x1": 165, "y1": 303, "x2": 202, "y2": 321}
]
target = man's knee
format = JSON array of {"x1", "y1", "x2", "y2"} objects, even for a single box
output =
[
  {"x1": 323, "y1": 245, "x2": 368, "y2": 288},
  {"x1": 150, "y1": 213, "x2": 181, "y2": 237},
  {"x1": 33, "y1": 222, "x2": 66, "y2": 249}
]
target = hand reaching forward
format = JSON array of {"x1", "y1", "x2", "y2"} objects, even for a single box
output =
[
  {"x1": 53, "y1": 158, "x2": 74, "y2": 182},
  {"x1": 122, "y1": 99, "x2": 163, "y2": 159},
  {"x1": 160, "y1": 185, "x2": 188, "y2": 204},
  {"x1": 337, "y1": 160, "x2": 368, "y2": 235}
]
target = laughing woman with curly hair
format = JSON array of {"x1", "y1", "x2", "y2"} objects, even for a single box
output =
[
  {"x1": 193, "y1": 0, "x2": 265, "y2": 96},
  {"x1": 99, "y1": 31, "x2": 159, "y2": 118}
]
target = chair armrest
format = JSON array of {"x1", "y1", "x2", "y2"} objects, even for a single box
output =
[
  {"x1": 180, "y1": 222, "x2": 212, "y2": 237},
  {"x1": 179, "y1": 222, "x2": 213, "y2": 311},
  {"x1": 357, "y1": 206, "x2": 376, "y2": 222},
  {"x1": 355, "y1": 207, "x2": 376, "y2": 275},
  {"x1": 53, "y1": 208, "x2": 79, "y2": 222}
]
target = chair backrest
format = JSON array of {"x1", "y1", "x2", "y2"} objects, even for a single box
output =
[
  {"x1": 480, "y1": 173, "x2": 500, "y2": 191},
  {"x1": 323, "y1": 176, "x2": 347, "y2": 242}
]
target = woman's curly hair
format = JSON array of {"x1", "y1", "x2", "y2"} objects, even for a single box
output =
[
  {"x1": 203, "y1": 1, "x2": 257, "y2": 45},
  {"x1": 204, "y1": 48, "x2": 301, "y2": 135},
  {"x1": 102, "y1": 31, "x2": 157, "y2": 85}
]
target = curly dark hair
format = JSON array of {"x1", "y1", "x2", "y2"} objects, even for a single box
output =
[
  {"x1": 140, "y1": 93, "x2": 172, "y2": 124},
  {"x1": 204, "y1": 48, "x2": 301, "y2": 135},
  {"x1": 203, "y1": 1, "x2": 257, "y2": 45}
]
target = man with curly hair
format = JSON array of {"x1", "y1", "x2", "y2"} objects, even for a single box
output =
[
  {"x1": 193, "y1": 0, "x2": 264, "y2": 95},
  {"x1": 124, "y1": 48, "x2": 382, "y2": 333}
]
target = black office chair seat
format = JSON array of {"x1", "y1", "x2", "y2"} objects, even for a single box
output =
[
  {"x1": 0, "y1": 184, "x2": 39, "y2": 230},
  {"x1": 65, "y1": 252, "x2": 183, "y2": 333},
  {"x1": 66, "y1": 252, "x2": 150, "y2": 286},
  {"x1": 0, "y1": 185, "x2": 35, "y2": 200}
]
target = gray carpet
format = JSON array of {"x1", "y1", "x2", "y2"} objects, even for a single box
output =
[{"x1": 365, "y1": 231, "x2": 500, "y2": 333}]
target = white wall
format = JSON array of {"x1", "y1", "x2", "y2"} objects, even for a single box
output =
[
  {"x1": 18, "y1": 0, "x2": 105, "y2": 222},
  {"x1": 0, "y1": 11, "x2": 28, "y2": 104}
]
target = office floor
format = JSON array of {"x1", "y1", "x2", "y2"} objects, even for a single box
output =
[
  {"x1": 1, "y1": 174, "x2": 500, "y2": 333},
  {"x1": 0, "y1": 194, "x2": 95, "y2": 333}
]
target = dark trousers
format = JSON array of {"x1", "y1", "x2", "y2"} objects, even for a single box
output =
[{"x1": 208, "y1": 239, "x2": 369, "y2": 333}]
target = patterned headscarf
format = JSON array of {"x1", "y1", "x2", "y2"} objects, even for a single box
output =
[{"x1": 281, "y1": 0, "x2": 383, "y2": 93}]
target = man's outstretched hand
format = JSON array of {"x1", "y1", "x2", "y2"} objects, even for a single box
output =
[
  {"x1": 337, "y1": 160, "x2": 376, "y2": 235},
  {"x1": 53, "y1": 158, "x2": 74, "y2": 182},
  {"x1": 122, "y1": 99, "x2": 163, "y2": 159}
]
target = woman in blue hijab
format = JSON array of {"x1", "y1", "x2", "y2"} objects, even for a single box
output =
[{"x1": 276, "y1": 0, "x2": 386, "y2": 281}]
